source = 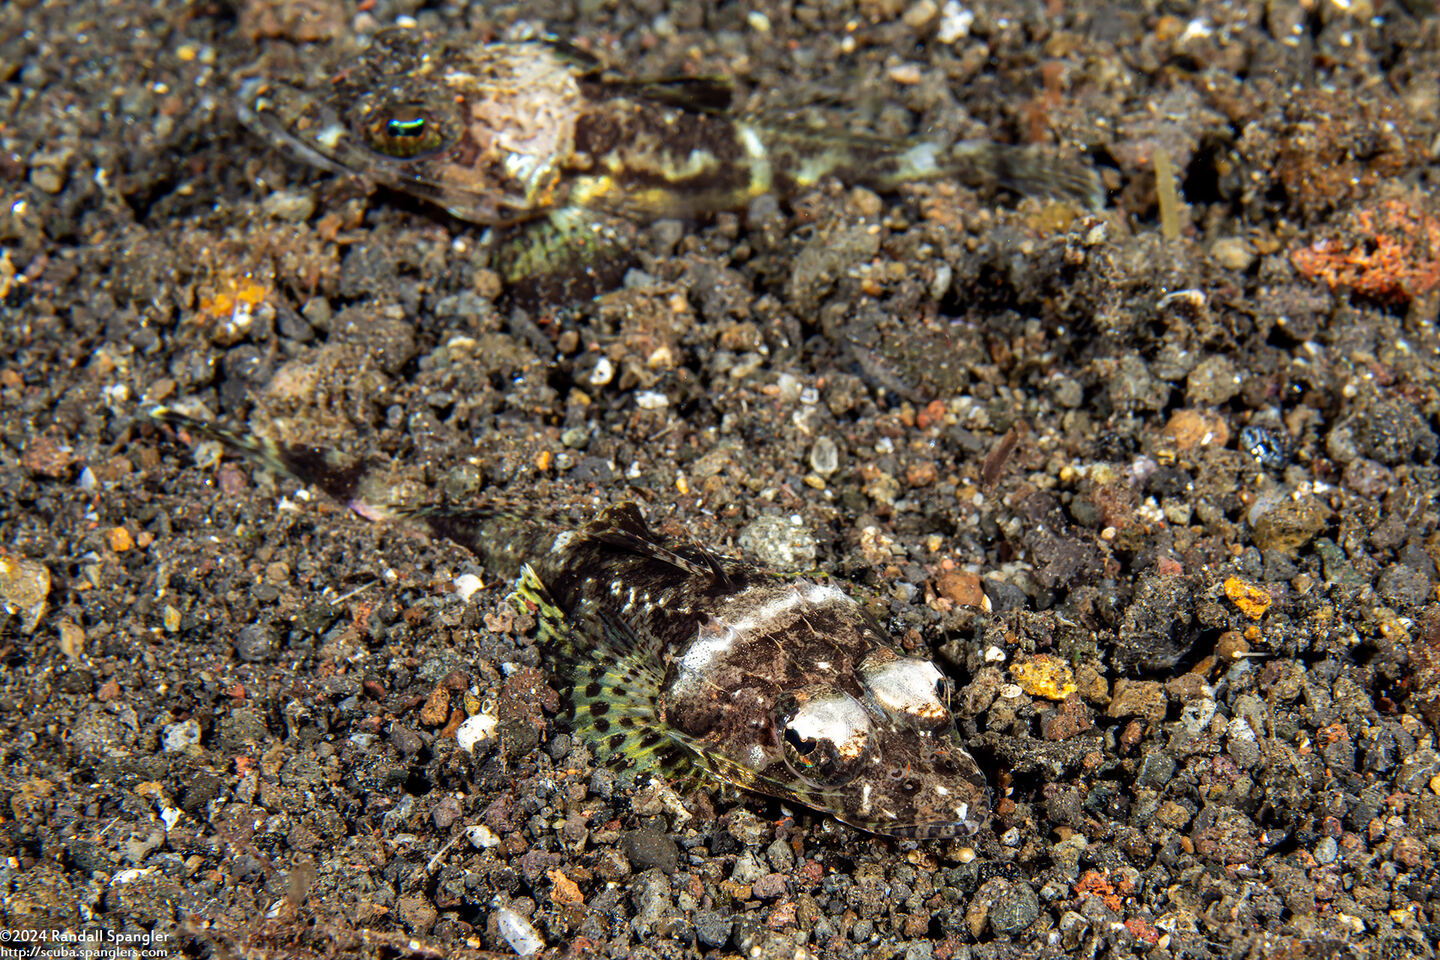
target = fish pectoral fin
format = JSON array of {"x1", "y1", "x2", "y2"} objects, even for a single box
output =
[
  {"x1": 491, "y1": 208, "x2": 638, "y2": 309},
  {"x1": 516, "y1": 566, "x2": 675, "y2": 773}
]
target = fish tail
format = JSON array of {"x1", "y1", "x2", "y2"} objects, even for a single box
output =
[
  {"x1": 757, "y1": 123, "x2": 1102, "y2": 208},
  {"x1": 149, "y1": 408, "x2": 547, "y2": 581},
  {"x1": 150, "y1": 407, "x2": 381, "y2": 515},
  {"x1": 942, "y1": 139, "x2": 1104, "y2": 209}
]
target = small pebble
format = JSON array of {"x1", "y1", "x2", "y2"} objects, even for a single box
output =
[
  {"x1": 623, "y1": 829, "x2": 680, "y2": 874},
  {"x1": 233, "y1": 623, "x2": 275, "y2": 662},
  {"x1": 1, "y1": 556, "x2": 51, "y2": 633},
  {"x1": 810, "y1": 436, "x2": 840, "y2": 476},
  {"x1": 457, "y1": 710, "x2": 499, "y2": 752},
  {"x1": 737, "y1": 515, "x2": 818, "y2": 567},
  {"x1": 589, "y1": 357, "x2": 615, "y2": 386},
  {"x1": 162, "y1": 719, "x2": 201, "y2": 752},
  {"x1": 494, "y1": 906, "x2": 544, "y2": 956},
  {"x1": 453, "y1": 573, "x2": 484, "y2": 602}
]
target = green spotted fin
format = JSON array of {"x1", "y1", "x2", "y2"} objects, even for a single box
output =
[
  {"x1": 493, "y1": 207, "x2": 638, "y2": 309},
  {"x1": 512, "y1": 563, "x2": 683, "y2": 774}
]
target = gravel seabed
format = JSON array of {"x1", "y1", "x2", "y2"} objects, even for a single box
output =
[{"x1": 2, "y1": 1, "x2": 1440, "y2": 958}]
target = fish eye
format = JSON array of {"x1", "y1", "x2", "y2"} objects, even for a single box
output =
[
  {"x1": 858, "y1": 648, "x2": 953, "y2": 730},
  {"x1": 774, "y1": 686, "x2": 873, "y2": 788},
  {"x1": 363, "y1": 107, "x2": 448, "y2": 158}
]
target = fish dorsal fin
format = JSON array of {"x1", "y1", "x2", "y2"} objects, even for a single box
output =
[
  {"x1": 151, "y1": 408, "x2": 375, "y2": 508},
  {"x1": 541, "y1": 35, "x2": 731, "y2": 113},
  {"x1": 541, "y1": 37, "x2": 605, "y2": 75},
  {"x1": 514, "y1": 564, "x2": 680, "y2": 773},
  {"x1": 586, "y1": 502, "x2": 730, "y2": 585},
  {"x1": 615, "y1": 75, "x2": 734, "y2": 113}
]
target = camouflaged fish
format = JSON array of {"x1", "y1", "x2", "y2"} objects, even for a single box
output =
[
  {"x1": 238, "y1": 28, "x2": 1102, "y2": 301},
  {"x1": 152, "y1": 409, "x2": 991, "y2": 838}
]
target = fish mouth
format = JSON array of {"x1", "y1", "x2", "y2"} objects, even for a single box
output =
[{"x1": 235, "y1": 77, "x2": 351, "y2": 176}]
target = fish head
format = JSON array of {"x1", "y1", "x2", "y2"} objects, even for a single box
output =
[
  {"x1": 236, "y1": 31, "x2": 585, "y2": 224},
  {"x1": 765, "y1": 647, "x2": 990, "y2": 839}
]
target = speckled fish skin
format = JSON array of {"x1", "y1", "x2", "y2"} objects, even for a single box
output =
[
  {"x1": 237, "y1": 28, "x2": 1100, "y2": 292},
  {"x1": 152, "y1": 409, "x2": 991, "y2": 838}
]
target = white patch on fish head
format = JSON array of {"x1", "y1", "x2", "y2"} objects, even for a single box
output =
[{"x1": 857, "y1": 648, "x2": 950, "y2": 728}]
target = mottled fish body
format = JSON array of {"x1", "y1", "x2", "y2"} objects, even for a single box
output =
[
  {"x1": 238, "y1": 29, "x2": 1101, "y2": 298},
  {"x1": 153, "y1": 410, "x2": 991, "y2": 838}
]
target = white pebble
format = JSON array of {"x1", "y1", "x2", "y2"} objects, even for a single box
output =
[
  {"x1": 634, "y1": 390, "x2": 668, "y2": 410},
  {"x1": 111, "y1": 867, "x2": 156, "y2": 885},
  {"x1": 162, "y1": 718, "x2": 201, "y2": 752},
  {"x1": 495, "y1": 906, "x2": 545, "y2": 956},
  {"x1": 466, "y1": 824, "x2": 501, "y2": 849},
  {"x1": 937, "y1": 1, "x2": 974, "y2": 43},
  {"x1": 589, "y1": 356, "x2": 614, "y2": 386},
  {"x1": 456, "y1": 710, "x2": 499, "y2": 753},
  {"x1": 453, "y1": 573, "x2": 484, "y2": 602}
]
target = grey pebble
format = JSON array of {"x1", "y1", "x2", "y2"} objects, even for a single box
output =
[
  {"x1": 989, "y1": 879, "x2": 1040, "y2": 936},
  {"x1": 726, "y1": 808, "x2": 771, "y2": 847},
  {"x1": 1136, "y1": 752, "x2": 1176, "y2": 789},
  {"x1": 161, "y1": 718, "x2": 201, "y2": 752},
  {"x1": 390, "y1": 725, "x2": 424, "y2": 756},
  {"x1": 589, "y1": 768, "x2": 615, "y2": 799},
  {"x1": 628, "y1": 869, "x2": 673, "y2": 935},
  {"x1": 766, "y1": 837, "x2": 795, "y2": 872},
  {"x1": 233, "y1": 623, "x2": 274, "y2": 662},
  {"x1": 695, "y1": 910, "x2": 733, "y2": 949},
  {"x1": 432, "y1": 795, "x2": 462, "y2": 829},
  {"x1": 1314, "y1": 836, "x2": 1338, "y2": 865},
  {"x1": 737, "y1": 515, "x2": 818, "y2": 568},
  {"x1": 622, "y1": 828, "x2": 679, "y2": 875},
  {"x1": 1377, "y1": 564, "x2": 1431, "y2": 610},
  {"x1": 751, "y1": 873, "x2": 788, "y2": 899},
  {"x1": 730, "y1": 849, "x2": 767, "y2": 884}
]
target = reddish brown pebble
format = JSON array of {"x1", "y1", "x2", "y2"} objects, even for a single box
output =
[
  {"x1": 766, "y1": 900, "x2": 797, "y2": 929},
  {"x1": 1042, "y1": 693, "x2": 1095, "y2": 741},
  {"x1": 21, "y1": 434, "x2": 76, "y2": 478},
  {"x1": 936, "y1": 570, "x2": 986, "y2": 608},
  {"x1": 1162, "y1": 408, "x2": 1230, "y2": 452},
  {"x1": 906, "y1": 461, "x2": 938, "y2": 487},
  {"x1": 419, "y1": 684, "x2": 450, "y2": 726},
  {"x1": 1215, "y1": 631, "x2": 1251, "y2": 660},
  {"x1": 218, "y1": 464, "x2": 249, "y2": 496}
]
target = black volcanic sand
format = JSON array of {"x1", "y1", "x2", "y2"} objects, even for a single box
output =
[{"x1": 2, "y1": 0, "x2": 1440, "y2": 958}]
